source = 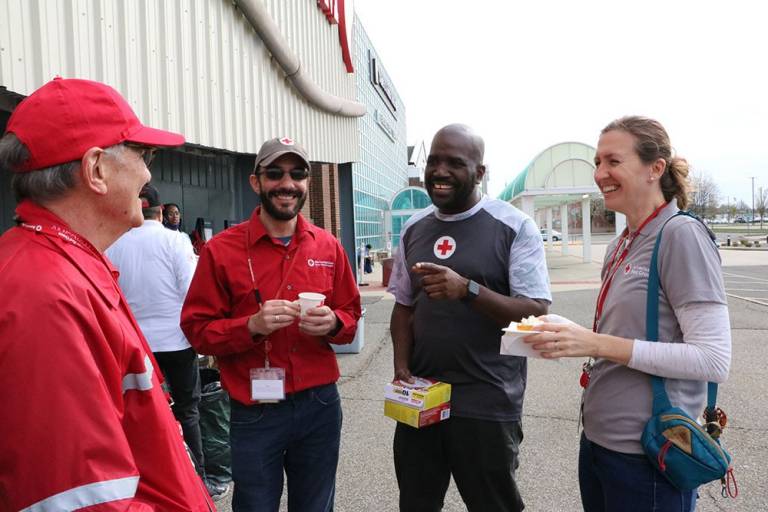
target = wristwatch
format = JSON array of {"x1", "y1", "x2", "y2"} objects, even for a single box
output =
[{"x1": 464, "y1": 279, "x2": 480, "y2": 301}]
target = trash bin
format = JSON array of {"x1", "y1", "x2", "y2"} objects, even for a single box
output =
[
  {"x1": 381, "y1": 257, "x2": 394, "y2": 287},
  {"x1": 332, "y1": 308, "x2": 365, "y2": 354},
  {"x1": 199, "y1": 368, "x2": 232, "y2": 485}
]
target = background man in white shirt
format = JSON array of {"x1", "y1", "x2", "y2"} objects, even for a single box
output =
[{"x1": 106, "y1": 184, "x2": 220, "y2": 493}]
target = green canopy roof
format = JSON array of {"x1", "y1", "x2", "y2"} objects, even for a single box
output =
[{"x1": 498, "y1": 142, "x2": 600, "y2": 208}]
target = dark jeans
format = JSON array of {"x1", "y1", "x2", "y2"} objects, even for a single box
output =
[
  {"x1": 393, "y1": 416, "x2": 525, "y2": 512},
  {"x1": 154, "y1": 347, "x2": 203, "y2": 473},
  {"x1": 229, "y1": 383, "x2": 342, "y2": 512},
  {"x1": 579, "y1": 433, "x2": 697, "y2": 512}
]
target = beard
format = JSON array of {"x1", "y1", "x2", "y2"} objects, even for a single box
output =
[
  {"x1": 426, "y1": 177, "x2": 475, "y2": 214},
  {"x1": 260, "y1": 187, "x2": 307, "y2": 221}
]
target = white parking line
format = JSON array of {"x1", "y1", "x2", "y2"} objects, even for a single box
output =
[
  {"x1": 727, "y1": 294, "x2": 768, "y2": 307},
  {"x1": 722, "y1": 271, "x2": 768, "y2": 283}
]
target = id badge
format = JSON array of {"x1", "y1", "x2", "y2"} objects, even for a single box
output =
[{"x1": 250, "y1": 367, "x2": 285, "y2": 402}]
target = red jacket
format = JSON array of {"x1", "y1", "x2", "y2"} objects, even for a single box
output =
[
  {"x1": 0, "y1": 201, "x2": 214, "y2": 512},
  {"x1": 181, "y1": 208, "x2": 361, "y2": 405}
]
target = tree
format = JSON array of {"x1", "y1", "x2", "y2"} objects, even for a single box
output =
[
  {"x1": 756, "y1": 187, "x2": 768, "y2": 229},
  {"x1": 736, "y1": 200, "x2": 750, "y2": 218},
  {"x1": 688, "y1": 170, "x2": 720, "y2": 220}
]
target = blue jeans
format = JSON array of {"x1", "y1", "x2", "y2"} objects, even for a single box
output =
[
  {"x1": 229, "y1": 383, "x2": 342, "y2": 512},
  {"x1": 579, "y1": 434, "x2": 697, "y2": 512}
]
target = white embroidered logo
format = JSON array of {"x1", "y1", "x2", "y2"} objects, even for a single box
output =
[{"x1": 308, "y1": 258, "x2": 334, "y2": 268}]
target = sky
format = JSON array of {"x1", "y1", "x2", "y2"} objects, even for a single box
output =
[{"x1": 353, "y1": 0, "x2": 768, "y2": 206}]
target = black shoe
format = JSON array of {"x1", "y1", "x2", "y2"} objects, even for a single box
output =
[{"x1": 204, "y1": 479, "x2": 229, "y2": 499}]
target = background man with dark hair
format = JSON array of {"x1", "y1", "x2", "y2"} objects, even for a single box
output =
[
  {"x1": 0, "y1": 77, "x2": 213, "y2": 511},
  {"x1": 388, "y1": 124, "x2": 552, "y2": 512},
  {"x1": 106, "y1": 184, "x2": 228, "y2": 497}
]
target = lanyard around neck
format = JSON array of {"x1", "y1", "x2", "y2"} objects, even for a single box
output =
[
  {"x1": 592, "y1": 202, "x2": 668, "y2": 331},
  {"x1": 20, "y1": 221, "x2": 102, "y2": 261},
  {"x1": 245, "y1": 227, "x2": 302, "y2": 367}
]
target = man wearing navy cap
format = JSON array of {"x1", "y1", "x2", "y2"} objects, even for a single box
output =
[{"x1": 0, "y1": 78, "x2": 214, "y2": 511}]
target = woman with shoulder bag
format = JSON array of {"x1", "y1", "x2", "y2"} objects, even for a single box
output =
[{"x1": 525, "y1": 116, "x2": 732, "y2": 511}]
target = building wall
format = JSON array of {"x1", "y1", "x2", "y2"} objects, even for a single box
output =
[
  {"x1": 150, "y1": 146, "x2": 250, "y2": 235},
  {"x1": 351, "y1": 15, "x2": 408, "y2": 252},
  {"x1": 308, "y1": 162, "x2": 341, "y2": 239},
  {"x1": 0, "y1": 0, "x2": 358, "y2": 163},
  {"x1": 0, "y1": 0, "x2": 363, "y2": 234}
]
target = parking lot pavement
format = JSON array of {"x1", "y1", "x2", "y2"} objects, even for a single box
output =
[
  {"x1": 722, "y1": 265, "x2": 768, "y2": 305},
  {"x1": 216, "y1": 253, "x2": 768, "y2": 512}
]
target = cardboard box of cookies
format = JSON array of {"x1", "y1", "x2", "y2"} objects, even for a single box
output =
[{"x1": 384, "y1": 377, "x2": 451, "y2": 428}]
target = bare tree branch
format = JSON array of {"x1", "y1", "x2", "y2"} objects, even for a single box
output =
[{"x1": 688, "y1": 169, "x2": 720, "y2": 220}]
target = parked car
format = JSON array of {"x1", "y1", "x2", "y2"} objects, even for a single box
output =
[{"x1": 539, "y1": 229, "x2": 562, "y2": 241}]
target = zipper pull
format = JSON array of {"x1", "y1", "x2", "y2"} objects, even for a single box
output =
[{"x1": 657, "y1": 439, "x2": 673, "y2": 472}]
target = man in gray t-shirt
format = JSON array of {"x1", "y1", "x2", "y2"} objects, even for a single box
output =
[{"x1": 388, "y1": 124, "x2": 551, "y2": 512}]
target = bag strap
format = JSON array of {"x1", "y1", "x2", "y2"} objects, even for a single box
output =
[{"x1": 646, "y1": 210, "x2": 719, "y2": 415}]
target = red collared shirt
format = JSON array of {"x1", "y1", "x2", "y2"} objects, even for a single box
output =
[
  {"x1": 181, "y1": 208, "x2": 361, "y2": 404},
  {"x1": 0, "y1": 201, "x2": 214, "y2": 511}
]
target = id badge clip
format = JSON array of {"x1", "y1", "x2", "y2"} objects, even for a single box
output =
[{"x1": 250, "y1": 342, "x2": 285, "y2": 402}]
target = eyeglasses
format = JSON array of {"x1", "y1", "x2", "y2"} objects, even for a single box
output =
[
  {"x1": 257, "y1": 167, "x2": 310, "y2": 181},
  {"x1": 124, "y1": 142, "x2": 157, "y2": 168}
]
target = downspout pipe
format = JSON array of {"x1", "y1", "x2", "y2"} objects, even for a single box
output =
[{"x1": 234, "y1": 0, "x2": 366, "y2": 118}]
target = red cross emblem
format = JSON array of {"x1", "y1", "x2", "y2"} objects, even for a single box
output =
[
  {"x1": 280, "y1": 137, "x2": 294, "y2": 146},
  {"x1": 433, "y1": 236, "x2": 456, "y2": 260}
]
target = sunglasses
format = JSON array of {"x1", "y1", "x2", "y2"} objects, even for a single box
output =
[
  {"x1": 258, "y1": 167, "x2": 310, "y2": 181},
  {"x1": 124, "y1": 142, "x2": 157, "y2": 168}
]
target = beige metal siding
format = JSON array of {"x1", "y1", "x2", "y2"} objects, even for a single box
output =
[{"x1": 0, "y1": 0, "x2": 358, "y2": 163}]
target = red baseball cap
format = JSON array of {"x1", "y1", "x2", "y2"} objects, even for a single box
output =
[{"x1": 5, "y1": 77, "x2": 185, "y2": 172}]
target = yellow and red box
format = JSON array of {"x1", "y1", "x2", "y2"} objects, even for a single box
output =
[{"x1": 384, "y1": 378, "x2": 451, "y2": 428}]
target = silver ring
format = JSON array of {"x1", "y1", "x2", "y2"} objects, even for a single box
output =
[{"x1": 275, "y1": 315, "x2": 280, "y2": 322}]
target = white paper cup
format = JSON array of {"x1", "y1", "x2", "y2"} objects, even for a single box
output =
[{"x1": 298, "y1": 292, "x2": 325, "y2": 315}]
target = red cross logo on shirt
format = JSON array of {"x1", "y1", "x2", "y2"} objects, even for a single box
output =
[{"x1": 433, "y1": 236, "x2": 456, "y2": 260}]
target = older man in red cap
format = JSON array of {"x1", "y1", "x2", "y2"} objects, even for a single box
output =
[{"x1": 0, "y1": 78, "x2": 215, "y2": 511}]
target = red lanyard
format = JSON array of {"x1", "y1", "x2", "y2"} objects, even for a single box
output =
[
  {"x1": 592, "y1": 203, "x2": 667, "y2": 331},
  {"x1": 245, "y1": 227, "x2": 301, "y2": 366},
  {"x1": 20, "y1": 221, "x2": 103, "y2": 261}
]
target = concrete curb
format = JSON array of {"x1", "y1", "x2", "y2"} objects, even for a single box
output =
[{"x1": 720, "y1": 246, "x2": 768, "y2": 251}]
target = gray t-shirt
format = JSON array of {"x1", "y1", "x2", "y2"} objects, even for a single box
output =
[
  {"x1": 388, "y1": 196, "x2": 551, "y2": 421},
  {"x1": 584, "y1": 202, "x2": 727, "y2": 453}
]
